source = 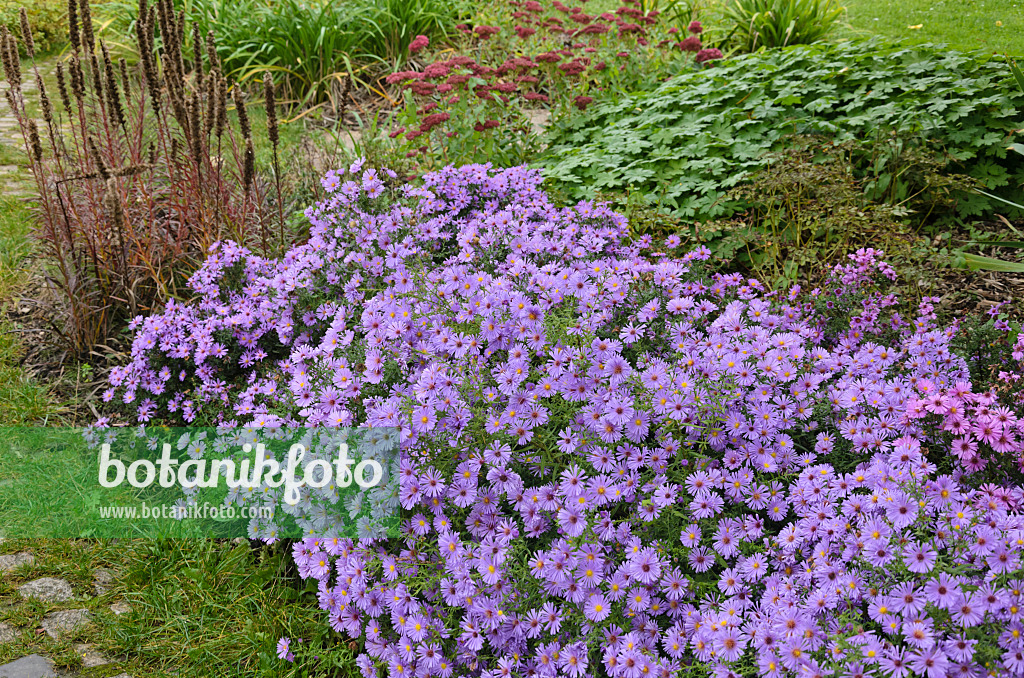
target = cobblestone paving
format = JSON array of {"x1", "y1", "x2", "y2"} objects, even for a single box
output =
[
  {"x1": 1, "y1": 61, "x2": 44, "y2": 199},
  {"x1": 0, "y1": 554, "x2": 135, "y2": 677}
]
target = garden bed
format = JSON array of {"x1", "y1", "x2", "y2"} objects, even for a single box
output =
[{"x1": 1, "y1": 0, "x2": 1024, "y2": 676}]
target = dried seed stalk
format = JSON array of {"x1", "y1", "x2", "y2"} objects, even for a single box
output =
[
  {"x1": 26, "y1": 120, "x2": 42, "y2": 161},
  {"x1": 137, "y1": 7, "x2": 161, "y2": 115},
  {"x1": 89, "y1": 51, "x2": 103, "y2": 102},
  {"x1": 233, "y1": 86, "x2": 250, "y2": 140},
  {"x1": 118, "y1": 58, "x2": 130, "y2": 97},
  {"x1": 192, "y1": 22, "x2": 203, "y2": 90},
  {"x1": 102, "y1": 41, "x2": 125, "y2": 128},
  {"x1": 206, "y1": 30, "x2": 219, "y2": 71},
  {"x1": 243, "y1": 138, "x2": 254, "y2": 190},
  {"x1": 187, "y1": 92, "x2": 202, "y2": 168},
  {"x1": 204, "y1": 65, "x2": 217, "y2": 138},
  {"x1": 55, "y1": 63, "x2": 73, "y2": 113},
  {"x1": 1, "y1": 28, "x2": 22, "y2": 91},
  {"x1": 69, "y1": 53, "x2": 85, "y2": 102},
  {"x1": 68, "y1": 0, "x2": 81, "y2": 52},
  {"x1": 37, "y1": 73, "x2": 53, "y2": 126},
  {"x1": 214, "y1": 72, "x2": 228, "y2": 138},
  {"x1": 264, "y1": 73, "x2": 278, "y2": 146},
  {"x1": 87, "y1": 136, "x2": 110, "y2": 181},
  {"x1": 79, "y1": 0, "x2": 95, "y2": 53},
  {"x1": 18, "y1": 8, "x2": 34, "y2": 59}
]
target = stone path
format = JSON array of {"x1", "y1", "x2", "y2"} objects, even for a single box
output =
[
  {"x1": 18, "y1": 578, "x2": 72, "y2": 603},
  {"x1": 0, "y1": 545, "x2": 135, "y2": 677},
  {"x1": 0, "y1": 59, "x2": 46, "y2": 198}
]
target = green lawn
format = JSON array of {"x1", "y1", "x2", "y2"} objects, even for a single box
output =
[{"x1": 840, "y1": 0, "x2": 1024, "y2": 55}]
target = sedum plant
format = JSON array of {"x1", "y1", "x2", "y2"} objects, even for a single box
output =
[
  {"x1": 102, "y1": 162, "x2": 1024, "y2": 677},
  {"x1": 386, "y1": 0, "x2": 721, "y2": 170}
]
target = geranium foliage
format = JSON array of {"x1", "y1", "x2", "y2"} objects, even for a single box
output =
[
  {"x1": 540, "y1": 40, "x2": 1024, "y2": 222},
  {"x1": 104, "y1": 163, "x2": 1024, "y2": 677}
]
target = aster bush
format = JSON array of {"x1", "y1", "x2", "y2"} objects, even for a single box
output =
[{"x1": 103, "y1": 162, "x2": 1024, "y2": 677}]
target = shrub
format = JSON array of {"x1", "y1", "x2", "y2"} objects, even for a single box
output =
[
  {"x1": 689, "y1": 135, "x2": 974, "y2": 286},
  {"x1": 0, "y1": 0, "x2": 65, "y2": 55},
  {"x1": 540, "y1": 39, "x2": 1024, "y2": 223},
  {"x1": 2, "y1": 0, "x2": 278, "y2": 353},
  {"x1": 102, "y1": 162, "x2": 1024, "y2": 677},
  {"x1": 722, "y1": 0, "x2": 843, "y2": 52}
]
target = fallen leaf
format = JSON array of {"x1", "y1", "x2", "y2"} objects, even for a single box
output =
[{"x1": 908, "y1": 24, "x2": 923, "y2": 29}]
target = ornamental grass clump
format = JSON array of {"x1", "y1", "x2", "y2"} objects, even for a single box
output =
[
  {"x1": 0, "y1": 0, "x2": 279, "y2": 354},
  {"x1": 103, "y1": 163, "x2": 1024, "y2": 676}
]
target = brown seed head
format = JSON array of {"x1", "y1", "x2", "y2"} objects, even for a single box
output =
[
  {"x1": 68, "y1": 0, "x2": 81, "y2": 51},
  {"x1": 69, "y1": 53, "x2": 85, "y2": 101},
  {"x1": 101, "y1": 41, "x2": 125, "y2": 127},
  {"x1": 37, "y1": 73, "x2": 54, "y2": 125},
  {"x1": 188, "y1": 92, "x2": 202, "y2": 166},
  {"x1": 2, "y1": 29, "x2": 22, "y2": 90},
  {"x1": 79, "y1": 0, "x2": 95, "y2": 52},
  {"x1": 233, "y1": 86, "x2": 251, "y2": 140},
  {"x1": 87, "y1": 136, "x2": 110, "y2": 181},
  {"x1": 3, "y1": 89, "x2": 15, "y2": 119},
  {"x1": 118, "y1": 57, "x2": 130, "y2": 95},
  {"x1": 19, "y1": 8, "x2": 35, "y2": 59},
  {"x1": 263, "y1": 72, "x2": 278, "y2": 147},
  {"x1": 27, "y1": 120, "x2": 43, "y2": 161},
  {"x1": 204, "y1": 65, "x2": 216, "y2": 137},
  {"x1": 55, "y1": 63, "x2": 73, "y2": 112},
  {"x1": 243, "y1": 138, "x2": 255, "y2": 190},
  {"x1": 206, "y1": 30, "x2": 219, "y2": 71},
  {"x1": 215, "y1": 72, "x2": 228, "y2": 138},
  {"x1": 192, "y1": 22, "x2": 203, "y2": 89},
  {"x1": 137, "y1": 11, "x2": 161, "y2": 115}
]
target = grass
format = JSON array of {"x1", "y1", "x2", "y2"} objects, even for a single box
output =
[
  {"x1": 838, "y1": 0, "x2": 1024, "y2": 55},
  {"x1": 0, "y1": 538, "x2": 339, "y2": 677},
  {"x1": 682, "y1": 0, "x2": 1024, "y2": 56},
  {"x1": 101, "y1": 539, "x2": 337, "y2": 677}
]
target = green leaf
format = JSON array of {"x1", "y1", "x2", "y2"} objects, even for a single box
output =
[
  {"x1": 961, "y1": 253, "x2": 1024, "y2": 272},
  {"x1": 964, "y1": 240, "x2": 1024, "y2": 248},
  {"x1": 1010, "y1": 59, "x2": 1024, "y2": 95},
  {"x1": 974, "y1": 188, "x2": 1024, "y2": 212}
]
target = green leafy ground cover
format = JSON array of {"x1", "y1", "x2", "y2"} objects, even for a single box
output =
[{"x1": 540, "y1": 39, "x2": 1024, "y2": 221}]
